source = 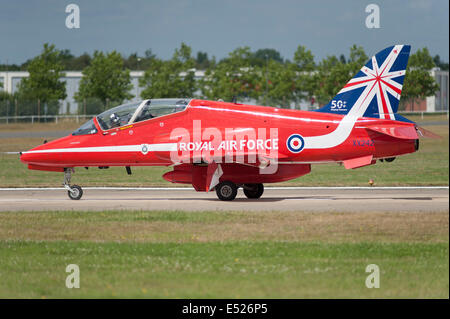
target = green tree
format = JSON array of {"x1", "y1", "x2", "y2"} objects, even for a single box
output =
[
  {"x1": 433, "y1": 55, "x2": 449, "y2": 71},
  {"x1": 257, "y1": 60, "x2": 297, "y2": 107},
  {"x1": 0, "y1": 63, "x2": 21, "y2": 71},
  {"x1": 292, "y1": 45, "x2": 316, "y2": 105},
  {"x1": 313, "y1": 55, "x2": 344, "y2": 105},
  {"x1": 251, "y1": 48, "x2": 284, "y2": 66},
  {"x1": 65, "y1": 53, "x2": 91, "y2": 70},
  {"x1": 312, "y1": 45, "x2": 367, "y2": 106},
  {"x1": 401, "y1": 48, "x2": 439, "y2": 111},
  {"x1": 16, "y1": 43, "x2": 67, "y2": 115},
  {"x1": 201, "y1": 47, "x2": 261, "y2": 102},
  {"x1": 196, "y1": 51, "x2": 215, "y2": 70},
  {"x1": 139, "y1": 43, "x2": 196, "y2": 99},
  {"x1": 0, "y1": 91, "x2": 14, "y2": 117},
  {"x1": 75, "y1": 50, "x2": 133, "y2": 109},
  {"x1": 347, "y1": 45, "x2": 368, "y2": 74}
]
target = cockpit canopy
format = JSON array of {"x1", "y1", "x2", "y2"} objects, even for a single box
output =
[
  {"x1": 97, "y1": 98, "x2": 190, "y2": 130},
  {"x1": 72, "y1": 98, "x2": 190, "y2": 135}
]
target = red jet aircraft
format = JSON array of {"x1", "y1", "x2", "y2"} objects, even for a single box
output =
[{"x1": 20, "y1": 45, "x2": 437, "y2": 201}]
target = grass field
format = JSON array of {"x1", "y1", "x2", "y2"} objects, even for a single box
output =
[
  {"x1": 0, "y1": 115, "x2": 448, "y2": 187},
  {"x1": 0, "y1": 210, "x2": 448, "y2": 298}
]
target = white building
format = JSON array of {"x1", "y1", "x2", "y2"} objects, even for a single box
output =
[
  {"x1": 427, "y1": 69, "x2": 449, "y2": 112},
  {"x1": 0, "y1": 70, "x2": 146, "y2": 114},
  {"x1": 1, "y1": 69, "x2": 448, "y2": 114}
]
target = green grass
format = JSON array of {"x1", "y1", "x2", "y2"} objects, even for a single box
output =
[
  {"x1": 1, "y1": 210, "x2": 448, "y2": 243},
  {"x1": 0, "y1": 210, "x2": 448, "y2": 298},
  {"x1": 0, "y1": 241, "x2": 448, "y2": 298}
]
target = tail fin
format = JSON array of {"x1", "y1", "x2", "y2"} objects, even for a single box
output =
[{"x1": 316, "y1": 45, "x2": 411, "y2": 121}]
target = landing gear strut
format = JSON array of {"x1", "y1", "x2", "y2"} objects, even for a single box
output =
[{"x1": 64, "y1": 168, "x2": 83, "y2": 200}]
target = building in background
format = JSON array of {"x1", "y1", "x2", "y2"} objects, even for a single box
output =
[
  {"x1": 1, "y1": 69, "x2": 448, "y2": 114},
  {"x1": 403, "y1": 68, "x2": 449, "y2": 112},
  {"x1": 0, "y1": 71, "x2": 145, "y2": 114}
]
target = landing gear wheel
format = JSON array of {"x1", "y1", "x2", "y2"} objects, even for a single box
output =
[
  {"x1": 215, "y1": 181, "x2": 238, "y2": 201},
  {"x1": 243, "y1": 183, "x2": 264, "y2": 199},
  {"x1": 68, "y1": 185, "x2": 83, "y2": 200}
]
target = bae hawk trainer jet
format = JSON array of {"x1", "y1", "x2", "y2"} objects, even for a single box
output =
[{"x1": 20, "y1": 45, "x2": 437, "y2": 201}]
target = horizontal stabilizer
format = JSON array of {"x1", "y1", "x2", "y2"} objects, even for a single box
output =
[
  {"x1": 365, "y1": 124, "x2": 418, "y2": 139},
  {"x1": 415, "y1": 125, "x2": 442, "y2": 139}
]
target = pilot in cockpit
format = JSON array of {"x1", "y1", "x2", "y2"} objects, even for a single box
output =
[{"x1": 109, "y1": 113, "x2": 121, "y2": 128}]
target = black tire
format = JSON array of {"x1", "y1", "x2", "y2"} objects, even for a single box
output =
[
  {"x1": 215, "y1": 181, "x2": 238, "y2": 201},
  {"x1": 68, "y1": 185, "x2": 83, "y2": 200},
  {"x1": 243, "y1": 183, "x2": 264, "y2": 199}
]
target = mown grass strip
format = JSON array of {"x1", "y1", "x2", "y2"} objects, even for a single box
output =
[
  {"x1": 0, "y1": 210, "x2": 448, "y2": 243},
  {"x1": 0, "y1": 240, "x2": 447, "y2": 298}
]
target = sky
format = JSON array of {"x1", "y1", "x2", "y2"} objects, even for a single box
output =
[{"x1": 0, "y1": 0, "x2": 448, "y2": 65}]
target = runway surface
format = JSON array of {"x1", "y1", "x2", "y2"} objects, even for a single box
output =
[{"x1": 0, "y1": 187, "x2": 448, "y2": 212}]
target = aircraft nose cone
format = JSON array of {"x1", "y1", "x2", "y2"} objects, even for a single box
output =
[
  {"x1": 20, "y1": 146, "x2": 47, "y2": 165},
  {"x1": 20, "y1": 151, "x2": 35, "y2": 164}
]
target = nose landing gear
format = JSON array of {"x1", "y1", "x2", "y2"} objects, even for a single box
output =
[{"x1": 64, "y1": 168, "x2": 83, "y2": 200}]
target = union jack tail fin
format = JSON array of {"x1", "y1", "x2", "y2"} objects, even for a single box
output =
[{"x1": 316, "y1": 45, "x2": 411, "y2": 122}]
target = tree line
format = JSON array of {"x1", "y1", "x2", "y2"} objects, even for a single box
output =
[{"x1": 0, "y1": 42, "x2": 443, "y2": 116}]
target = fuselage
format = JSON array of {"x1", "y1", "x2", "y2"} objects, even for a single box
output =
[{"x1": 20, "y1": 98, "x2": 418, "y2": 171}]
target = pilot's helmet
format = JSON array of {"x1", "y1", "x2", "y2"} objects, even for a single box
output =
[{"x1": 110, "y1": 113, "x2": 120, "y2": 124}]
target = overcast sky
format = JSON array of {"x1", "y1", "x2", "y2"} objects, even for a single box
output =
[{"x1": 0, "y1": 0, "x2": 448, "y2": 65}]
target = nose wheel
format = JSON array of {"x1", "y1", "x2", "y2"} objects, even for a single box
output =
[
  {"x1": 63, "y1": 168, "x2": 83, "y2": 200},
  {"x1": 68, "y1": 185, "x2": 83, "y2": 200}
]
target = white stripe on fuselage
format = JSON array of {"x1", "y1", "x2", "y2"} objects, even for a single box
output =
[
  {"x1": 303, "y1": 78, "x2": 378, "y2": 149},
  {"x1": 23, "y1": 143, "x2": 177, "y2": 154}
]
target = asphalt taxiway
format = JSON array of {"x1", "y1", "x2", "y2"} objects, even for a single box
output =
[{"x1": 0, "y1": 187, "x2": 447, "y2": 212}]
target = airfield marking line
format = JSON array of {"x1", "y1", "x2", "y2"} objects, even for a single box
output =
[{"x1": 0, "y1": 186, "x2": 448, "y2": 191}]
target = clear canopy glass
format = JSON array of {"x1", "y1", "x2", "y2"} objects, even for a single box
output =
[
  {"x1": 72, "y1": 99, "x2": 191, "y2": 135},
  {"x1": 72, "y1": 119, "x2": 98, "y2": 136},
  {"x1": 96, "y1": 98, "x2": 191, "y2": 131}
]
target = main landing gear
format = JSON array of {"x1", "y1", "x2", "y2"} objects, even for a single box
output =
[
  {"x1": 215, "y1": 182, "x2": 264, "y2": 201},
  {"x1": 64, "y1": 168, "x2": 83, "y2": 200},
  {"x1": 243, "y1": 183, "x2": 264, "y2": 199}
]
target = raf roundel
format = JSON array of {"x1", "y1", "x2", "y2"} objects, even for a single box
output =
[
  {"x1": 286, "y1": 134, "x2": 305, "y2": 153},
  {"x1": 141, "y1": 144, "x2": 149, "y2": 155}
]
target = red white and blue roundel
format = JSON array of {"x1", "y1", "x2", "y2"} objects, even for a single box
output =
[{"x1": 286, "y1": 134, "x2": 305, "y2": 153}]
